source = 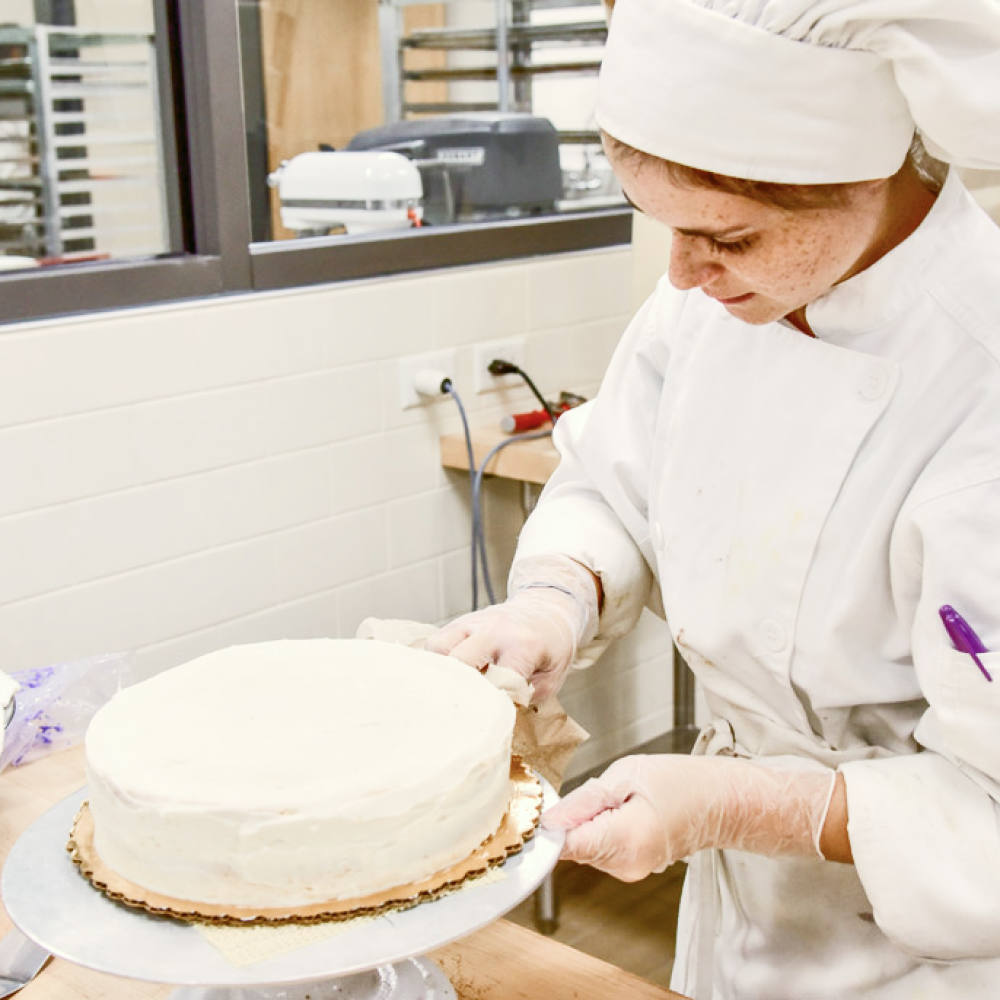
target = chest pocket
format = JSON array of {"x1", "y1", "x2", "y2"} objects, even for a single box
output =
[{"x1": 651, "y1": 321, "x2": 899, "y2": 732}]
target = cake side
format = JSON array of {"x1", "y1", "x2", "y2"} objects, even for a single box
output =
[{"x1": 85, "y1": 638, "x2": 516, "y2": 907}]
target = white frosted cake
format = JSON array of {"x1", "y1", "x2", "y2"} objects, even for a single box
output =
[{"x1": 84, "y1": 638, "x2": 516, "y2": 909}]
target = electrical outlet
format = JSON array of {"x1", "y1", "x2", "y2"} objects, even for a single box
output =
[
  {"x1": 473, "y1": 337, "x2": 527, "y2": 394},
  {"x1": 397, "y1": 349, "x2": 456, "y2": 409}
]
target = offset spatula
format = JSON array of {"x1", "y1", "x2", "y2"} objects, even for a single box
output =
[{"x1": 0, "y1": 928, "x2": 50, "y2": 997}]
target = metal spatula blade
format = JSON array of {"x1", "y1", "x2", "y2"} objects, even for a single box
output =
[{"x1": 0, "y1": 927, "x2": 50, "y2": 997}]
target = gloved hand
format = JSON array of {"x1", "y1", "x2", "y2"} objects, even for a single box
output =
[
  {"x1": 541, "y1": 754, "x2": 837, "y2": 881},
  {"x1": 424, "y1": 555, "x2": 601, "y2": 703}
]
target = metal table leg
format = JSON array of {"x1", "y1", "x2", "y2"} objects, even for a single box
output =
[{"x1": 533, "y1": 869, "x2": 558, "y2": 936}]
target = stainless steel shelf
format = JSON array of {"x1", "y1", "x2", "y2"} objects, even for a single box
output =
[
  {"x1": 529, "y1": 0, "x2": 604, "y2": 8},
  {"x1": 402, "y1": 101, "x2": 500, "y2": 115},
  {"x1": 52, "y1": 132, "x2": 157, "y2": 148},
  {"x1": 0, "y1": 177, "x2": 42, "y2": 190},
  {"x1": 47, "y1": 82, "x2": 152, "y2": 96},
  {"x1": 49, "y1": 58, "x2": 150, "y2": 72},
  {"x1": 403, "y1": 59, "x2": 602, "y2": 84},
  {"x1": 402, "y1": 21, "x2": 606, "y2": 51},
  {"x1": 59, "y1": 202, "x2": 150, "y2": 219},
  {"x1": 56, "y1": 152, "x2": 157, "y2": 169},
  {"x1": 50, "y1": 111, "x2": 149, "y2": 127},
  {"x1": 45, "y1": 30, "x2": 154, "y2": 50},
  {"x1": 557, "y1": 129, "x2": 602, "y2": 145},
  {"x1": 57, "y1": 175, "x2": 157, "y2": 193}
]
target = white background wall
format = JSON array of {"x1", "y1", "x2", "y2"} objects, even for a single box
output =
[{"x1": 0, "y1": 246, "x2": 676, "y2": 780}]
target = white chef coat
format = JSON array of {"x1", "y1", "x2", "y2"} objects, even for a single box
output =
[{"x1": 515, "y1": 169, "x2": 1000, "y2": 998}]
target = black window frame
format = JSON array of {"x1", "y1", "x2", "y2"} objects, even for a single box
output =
[{"x1": 0, "y1": 0, "x2": 631, "y2": 326}]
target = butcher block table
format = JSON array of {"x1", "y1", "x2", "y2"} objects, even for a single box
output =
[
  {"x1": 439, "y1": 424, "x2": 560, "y2": 487},
  {"x1": 0, "y1": 747, "x2": 688, "y2": 1000}
]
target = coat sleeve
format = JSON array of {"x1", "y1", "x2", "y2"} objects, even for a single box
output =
[
  {"x1": 512, "y1": 280, "x2": 680, "y2": 641},
  {"x1": 842, "y1": 466, "x2": 1000, "y2": 961}
]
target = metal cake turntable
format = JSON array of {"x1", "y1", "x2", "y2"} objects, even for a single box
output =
[{"x1": 2, "y1": 781, "x2": 563, "y2": 999}]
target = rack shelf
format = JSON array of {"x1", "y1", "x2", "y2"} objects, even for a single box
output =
[
  {"x1": 401, "y1": 19, "x2": 607, "y2": 51},
  {"x1": 403, "y1": 59, "x2": 602, "y2": 84}
]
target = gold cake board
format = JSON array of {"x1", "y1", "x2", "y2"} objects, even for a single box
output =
[{"x1": 68, "y1": 756, "x2": 542, "y2": 926}]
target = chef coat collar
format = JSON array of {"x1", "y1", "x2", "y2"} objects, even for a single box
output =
[{"x1": 804, "y1": 170, "x2": 966, "y2": 341}]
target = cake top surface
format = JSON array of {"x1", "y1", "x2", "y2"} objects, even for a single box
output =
[{"x1": 85, "y1": 638, "x2": 515, "y2": 814}]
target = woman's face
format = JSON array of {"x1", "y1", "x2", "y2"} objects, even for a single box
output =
[{"x1": 615, "y1": 157, "x2": 891, "y2": 329}]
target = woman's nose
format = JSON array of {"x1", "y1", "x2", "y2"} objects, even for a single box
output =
[{"x1": 668, "y1": 235, "x2": 723, "y2": 290}]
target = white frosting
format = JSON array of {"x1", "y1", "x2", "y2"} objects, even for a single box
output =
[
  {"x1": 483, "y1": 664, "x2": 534, "y2": 707},
  {"x1": 85, "y1": 639, "x2": 516, "y2": 908}
]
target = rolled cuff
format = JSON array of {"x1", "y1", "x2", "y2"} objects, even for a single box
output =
[
  {"x1": 842, "y1": 752, "x2": 1000, "y2": 960},
  {"x1": 514, "y1": 493, "x2": 652, "y2": 642}
]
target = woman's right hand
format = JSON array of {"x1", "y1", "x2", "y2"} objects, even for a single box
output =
[{"x1": 425, "y1": 555, "x2": 601, "y2": 703}]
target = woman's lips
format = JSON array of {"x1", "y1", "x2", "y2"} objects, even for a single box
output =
[{"x1": 710, "y1": 292, "x2": 754, "y2": 305}]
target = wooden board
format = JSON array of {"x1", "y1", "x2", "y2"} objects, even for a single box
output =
[
  {"x1": 440, "y1": 426, "x2": 560, "y2": 486},
  {"x1": 432, "y1": 918, "x2": 687, "y2": 1000}
]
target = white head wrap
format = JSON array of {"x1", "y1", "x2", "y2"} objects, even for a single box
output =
[{"x1": 596, "y1": 0, "x2": 1000, "y2": 183}]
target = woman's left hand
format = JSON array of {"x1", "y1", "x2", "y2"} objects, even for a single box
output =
[{"x1": 540, "y1": 754, "x2": 838, "y2": 881}]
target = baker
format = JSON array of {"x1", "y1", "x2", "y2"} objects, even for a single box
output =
[{"x1": 427, "y1": 0, "x2": 1000, "y2": 996}]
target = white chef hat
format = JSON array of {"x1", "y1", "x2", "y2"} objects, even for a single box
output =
[{"x1": 596, "y1": 0, "x2": 1000, "y2": 183}]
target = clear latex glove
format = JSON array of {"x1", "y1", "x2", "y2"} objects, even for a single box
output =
[
  {"x1": 424, "y1": 555, "x2": 601, "y2": 703},
  {"x1": 541, "y1": 754, "x2": 837, "y2": 882}
]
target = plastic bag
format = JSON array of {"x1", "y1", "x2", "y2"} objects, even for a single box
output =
[{"x1": 0, "y1": 651, "x2": 137, "y2": 772}]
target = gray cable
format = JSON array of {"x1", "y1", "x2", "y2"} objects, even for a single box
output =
[{"x1": 472, "y1": 429, "x2": 553, "y2": 605}]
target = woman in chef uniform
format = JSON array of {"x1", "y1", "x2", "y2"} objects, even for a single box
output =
[{"x1": 428, "y1": 0, "x2": 1000, "y2": 996}]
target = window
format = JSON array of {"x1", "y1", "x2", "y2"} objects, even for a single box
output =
[
  {"x1": 0, "y1": 3, "x2": 174, "y2": 266},
  {"x1": 242, "y1": 0, "x2": 630, "y2": 291},
  {"x1": 243, "y1": 2, "x2": 622, "y2": 242},
  {"x1": 0, "y1": 1, "x2": 632, "y2": 325}
]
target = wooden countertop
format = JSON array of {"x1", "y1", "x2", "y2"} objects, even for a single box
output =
[
  {"x1": 440, "y1": 424, "x2": 560, "y2": 486},
  {"x1": 0, "y1": 747, "x2": 687, "y2": 1000}
]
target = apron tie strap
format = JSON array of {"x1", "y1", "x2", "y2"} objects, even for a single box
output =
[{"x1": 689, "y1": 718, "x2": 747, "y2": 999}]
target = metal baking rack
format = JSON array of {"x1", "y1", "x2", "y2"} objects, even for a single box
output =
[
  {"x1": 377, "y1": 0, "x2": 612, "y2": 201},
  {"x1": 0, "y1": 24, "x2": 168, "y2": 264}
]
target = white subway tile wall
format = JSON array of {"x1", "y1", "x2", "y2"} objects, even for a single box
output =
[
  {"x1": 0, "y1": 246, "x2": 678, "y2": 779},
  {"x1": 559, "y1": 611, "x2": 675, "y2": 776}
]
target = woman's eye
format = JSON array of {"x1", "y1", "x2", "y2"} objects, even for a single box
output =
[{"x1": 711, "y1": 236, "x2": 756, "y2": 254}]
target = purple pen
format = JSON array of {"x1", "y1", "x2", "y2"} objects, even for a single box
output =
[{"x1": 939, "y1": 605, "x2": 992, "y2": 682}]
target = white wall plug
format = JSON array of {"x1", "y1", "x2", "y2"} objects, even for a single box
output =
[
  {"x1": 397, "y1": 349, "x2": 457, "y2": 408},
  {"x1": 413, "y1": 368, "x2": 452, "y2": 397}
]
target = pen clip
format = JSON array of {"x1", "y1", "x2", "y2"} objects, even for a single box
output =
[{"x1": 939, "y1": 605, "x2": 993, "y2": 682}]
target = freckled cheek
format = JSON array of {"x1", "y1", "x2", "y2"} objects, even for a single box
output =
[{"x1": 756, "y1": 233, "x2": 833, "y2": 297}]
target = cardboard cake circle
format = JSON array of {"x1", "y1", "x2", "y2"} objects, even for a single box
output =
[{"x1": 68, "y1": 755, "x2": 543, "y2": 926}]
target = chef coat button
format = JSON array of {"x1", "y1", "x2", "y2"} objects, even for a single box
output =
[
  {"x1": 760, "y1": 618, "x2": 787, "y2": 652},
  {"x1": 653, "y1": 522, "x2": 665, "y2": 551},
  {"x1": 859, "y1": 364, "x2": 889, "y2": 401}
]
